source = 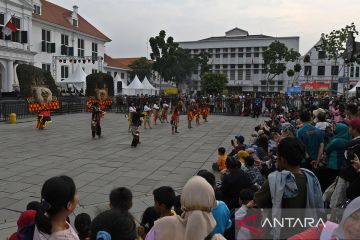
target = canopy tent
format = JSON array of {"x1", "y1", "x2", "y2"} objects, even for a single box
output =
[
  {"x1": 142, "y1": 76, "x2": 158, "y2": 95},
  {"x1": 59, "y1": 65, "x2": 86, "y2": 92},
  {"x1": 348, "y1": 80, "x2": 360, "y2": 96},
  {"x1": 123, "y1": 75, "x2": 145, "y2": 95}
]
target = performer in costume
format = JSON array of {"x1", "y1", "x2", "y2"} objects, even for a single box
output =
[
  {"x1": 143, "y1": 105, "x2": 152, "y2": 129},
  {"x1": 130, "y1": 108, "x2": 144, "y2": 148},
  {"x1": 128, "y1": 103, "x2": 136, "y2": 133},
  {"x1": 89, "y1": 101, "x2": 105, "y2": 138},
  {"x1": 195, "y1": 102, "x2": 201, "y2": 125},
  {"x1": 153, "y1": 104, "x2": 160, "y2": 125},
  {"x1": 160, "y1": 102, "x2": 169, "y2": 123},
  {"x1": 171, "y1": 106, "x2": 180, "y2": 134},
  {"x1": 187, "y1": 100, "x2": 195, "y2": 129},
  {"x1": 202, "y1": 100, "x2": 209, "y2": 123}
]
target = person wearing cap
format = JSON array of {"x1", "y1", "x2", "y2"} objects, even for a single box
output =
[
  {"x1": 228, "y1": 135, "x2": 245, "y2": 157},
  {"x1": 143, "y1": 105, "x2": 152, "y2": 129}
]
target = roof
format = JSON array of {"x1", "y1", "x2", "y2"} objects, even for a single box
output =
[
  {"x1": 33, "y1": 0, "x2": 111, "y2": 42},
  {"x1": 104, "y1": 54, "x2": 132, "y2": 70},
  {"x1": 200, "y1": 34, "x2": 272, "y2": 42}
]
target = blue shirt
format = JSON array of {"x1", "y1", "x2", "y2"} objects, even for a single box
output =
[
  {"x1": 297, "y1": 123, "x2": 324, "y2": 161},
  {"x1": 212, "y1": 200, "x2": 232, "y2": 234}
]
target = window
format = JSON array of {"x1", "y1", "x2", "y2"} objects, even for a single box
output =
[
  {"x1": 238, "y1": 64, "x2": 243, "y2": 69},
  {"x1": 254, "y1": 47, "x2": 259, "y2": 51},
  {"x1": 42, "y1": 64, "x2": 50, "y2": 72},
  {"x1": 193, "y1": 70, "x2": 198, "y2": 75},
  {"x1": 318, "y1": 66, "x2": 325, "y2": 76},
  {"x1": 121, "y1": 73, "x2": 125, "y2": 79},
  {"x1": 92, "y1": 69, "x2": 98, "y2": 74},
  {"x1": 278, "y1": 81, "x2": 283, "y2": 86},
  {"x1": 318, "y1": 51, "x2": 326, "y2": 59},
  {"x1": 33, "y1": 5, "x2": 41, "y2": 15},
  {"x1": 11, "y1": 17, "x2": 21, "y2": 42},
  {"x1": 193, "y1": 49, "x2": 198, "y2": 53},
  {"x1": 223, "y1": 65, "x2": 228, "y2": 69},
  {"x1": 246, "y1": 47, "x2": 252, "y2": 52},
  {"x1": 215, "y1": 48, "x2": 220, "y2": 53},
  {"x1": 262, "y1": 47, "x2": 268, "y2": 51},
  {"x1": 246, "y1": 53, "x2": 251, "y2": 58},
  {"x1": 215, "y1": 54, "x2": 220, "y2": 58},
  {"x1": 246, "y1": 64, "x2": 251, "y2": 68},
  {"x1": 254, "y1": 69, "x2": 259, "y2": 74},
  {"x1": 0, "y1": 13, "x2": 4, "y2": 39},
  {"x1": 254, "y1": 64, "x2": 259, "y2": 69},
  {"x1": 356, "y1": 67, "x2": 360, "y2": 78},
  {"x1": 231, "y1": 48, "x2": 236, "y2": 52},
  {"x1": 222, "y1": 48, "x2": 228, "y2": 52},
  {"x1": 208, "y1": 49, "x2": 213, "y2": 53},
  {"x1": 61, "y1": 34, "x2": 69, "y2": 55},
  {"x1": 254, "y1": 52, "x2": 259, "y2": 58},
  {"x1": 238, "y1": 70, "x2": 243, "y2": 80},
  {"x1": 245, "y1": 69, "x2": 251, "y2": 80},
  {"x1": 350, "y1": 66, "x2": 354, "y2": 77},
  {"x1": 238, "y1": 53, "x2": 243, "y2": 58},
  {"x1": 223, "y1": 54, "x2": 228, "y2": 58},
  {"x1": 61, "y1": 66, "x2": 69, "y2": 79},
  {"x1": 215, "y1": 65, "x2": 220, "y2": 69},
  {"x1": 230, "y1": 70, "x2": 235, "y2": 80},
  {"x1": 331, "y1": 66, "x2": 339, "y2": 76},
  {"x1": 92, "y1": 42, "x2": 98, "y2": 59},
  {"x1": 304, "y1": 66, "x2": 312, "y2": 76},
  {"x1": 72, "y1": 19, "x2": 78, "y2": 27},
  {"x1": 230, "y1": 53, "x2": 236, "y2": 58},
  {"x1": 238, "y1": 48, "x2": 243, "y2": 52},
  {"x1": 41, "y1": 29, "x2": 51, "y2": 52},
  {"x1": 78, "y1": 39, "x2": 84, "y2": 57},
  {"x1": 230, "y1": 65, "x2": 236, "y2": 69},
  {"x1": 261, "y1": 80, "x2": 266, "y2": 85}
]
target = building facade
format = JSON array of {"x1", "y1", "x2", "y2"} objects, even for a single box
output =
[
  {"x1": 0, "y1": 0, "x2": 35, "y2": 93},
  {"x1": 103, "y1": 54, "x2": 132, "y2": 95},
  {"x1": 298, "y1": 38, "x2": 360, "y2": 94},
  {"x1": 178, "y1": 28, "x2": 299, "y2": 93}
]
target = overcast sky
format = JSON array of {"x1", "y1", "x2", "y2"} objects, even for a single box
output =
[{"x1": 50, "y1": 0, "x2": 360, "y2": 58}]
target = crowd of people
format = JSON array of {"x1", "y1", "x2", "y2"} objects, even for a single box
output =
[{"x1": 7, "y1": 93, "x2": 360, "y2": 240}]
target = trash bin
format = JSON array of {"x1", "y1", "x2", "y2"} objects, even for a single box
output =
[{"x1": 9, "y1": 113, "x2": 16, "y2": 124}]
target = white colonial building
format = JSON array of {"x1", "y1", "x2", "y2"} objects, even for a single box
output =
[
  {"x1": 31, "y1": 0, "x2": 111, "y2": 87},
  {"x1": 0, "y1": 0, "x2": 35, "y2": 93},
  {"x1": 298, "y1": 37, "x2": 360, "y2": 94},
  {"x1": 179, "y1": 28, "x2": 300, "y2": 93}
]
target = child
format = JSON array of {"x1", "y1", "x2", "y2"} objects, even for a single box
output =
[
  {"x1": 171, "y1": 107, "x2": 180, "y2": 134},
  {"x1": 152, "y1": 186, "x2": 176, "y2": 217},
  {"x1": 212, "y1": 147, "x2": 227, "y2": 172},
  {"x1": 8, "y1": 210, "x2": 36, "y2": 240},
  {"x1": 235, "y1": 189, "x2": 255, "y2": 240},
  {"x1": 109, "y1": 187, "x2": 133, "y2": 213},
  {"x1": 137, "y1": 207, "x2": 160, "y2": 240},
  {"x1": 74, "y1": 213, "x2": 91, "y2": 240}
]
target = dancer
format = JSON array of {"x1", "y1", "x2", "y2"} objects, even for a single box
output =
[
  {"x1": 153, "y1": 103, "x2": 160, "y2": 125},
  {"x1": 187, "y1": 100, "x2": 195, "y2": 129},
  {"x1": 143, "y1": 105, "x2": 152, "y2": 129},
  {"x1": 131, "y1": 108, "x2": 144, "y2": 148},
  {"x1": 90, "y1": 101, "x2": 105, "y2": 138},
  {"x1": 161, "y1": 102, "x2": 169, "y2": 123},
  {"x1": 202, "y1": 100, "x2": 209, "y2": 123},
  {"x1": 195, "y1": 102, "x2": 201, "y2": 125},
  {"x1": 128, "y1": 103, "x2": 136, "y2": 133},
  {"x1": 171, "y1": 106, "x2": 180, "y2": 134}
]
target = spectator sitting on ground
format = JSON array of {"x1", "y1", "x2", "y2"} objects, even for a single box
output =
[
  {"x1": 212, "y1": 147, "x2": 227, "y2": 172},
  {"x1": 197, "y1": 170, "x2": 232, "y2": 235},
  {"x1": 228, "y1": 136, "x2": 245, "y2": 157},
  {"x1": 243, "y1": 156, "x2": 265, "y2": 187},
  {"x1": 145, "y1": 176, "x2": 225, "y2": 240},
  {"x1": 152, "y1": 186, "x2": 176, "y2": 218},
  {"x1": 33, "y1": 175, "x2": 79, "y2": 240},
  {"x1": 138, "y1": 207, "x2": 159, "y2": 240},
  {"x1": 235, "y1": 189, "x2": 256, "y2": 240},
  {"x1": 26, "y1": 201, "x2": 41, "y2": 211},
  {"x1": 74, "y1": 213, "x2": 91, "y2": 240},
  {"x1": 90, "y1": 209, "x2": 137, "y2": 240},
  {"x1": 109, "y1": 187, "x2": 133, "y2": 213},
  {"x1": 268, "y1": 132, "x2": 280, "y2": 153},
  {"x1": 8, "y1": 210, "x2": 36, "y2": 240}
]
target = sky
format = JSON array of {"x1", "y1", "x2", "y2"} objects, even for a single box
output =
[{"x1": 49, "y1": 0, "x2": 360, "y2": 58}]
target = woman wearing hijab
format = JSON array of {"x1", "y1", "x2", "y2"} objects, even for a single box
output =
[
  {"x1": 145, "y1": 176, "x2": 225, "y2": 240},
  {"x1": 289, "y1": 196, "x2": 360, "y2": 240}
]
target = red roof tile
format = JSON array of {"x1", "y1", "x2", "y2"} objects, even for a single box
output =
[
  {"x1": 104, "y1": 54, "x2": 131, "y2": 70},
  {"x1": 33, "y1": 0, "x2": 111, "y2": 42}
]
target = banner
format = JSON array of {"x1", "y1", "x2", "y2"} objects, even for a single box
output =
[{"x1": 301, "y1": 82, "x2": 330, "y2": 91}]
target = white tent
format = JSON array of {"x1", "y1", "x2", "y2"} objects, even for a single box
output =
[
  {"x1": 142, "y1": 76, "x2": 158, "y2": 95},
  {"x1": 60, "y1": 65, "x2": 86, "y2": 92},
  {"x1": 125, "y1": 75, "x2": 145, "y2": 95},
  {"x1": 348, "y1": 80, "x2": 360, "y2": 96}
]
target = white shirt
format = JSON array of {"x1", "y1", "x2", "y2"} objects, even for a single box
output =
[{"x1": 32, "y1": 224, "x2": 79, "y2": 240}]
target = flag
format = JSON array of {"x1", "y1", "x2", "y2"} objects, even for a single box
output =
[{"x1": 2, "y1": 17, "x2": 17, "y2": 36}]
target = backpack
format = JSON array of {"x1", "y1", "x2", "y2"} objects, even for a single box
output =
[{"x1": 16, "y1": 223, "x2": 35, "y2": 240}]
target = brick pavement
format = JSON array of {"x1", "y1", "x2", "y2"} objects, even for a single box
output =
[{"x1": 0, "y1": 113, "x2": 263, "y2": 238}]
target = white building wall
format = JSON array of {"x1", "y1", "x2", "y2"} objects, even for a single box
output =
[{"x1": 179, "y1": 34, "x2": 299, "y2": 93}]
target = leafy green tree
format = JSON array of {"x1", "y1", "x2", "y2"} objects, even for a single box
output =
[
  {"x1": 263, "y1": 41, "x2": 300, "y2": 91},
  {"x1": 201, "y1": 72, "x2": 228, "y2": 95},
  {"x1": 128, "y1": 57, "x2": 152, "y2": 81},
  {"x1": 194, "y1": 51, "x2": 211, "y2": 76}
]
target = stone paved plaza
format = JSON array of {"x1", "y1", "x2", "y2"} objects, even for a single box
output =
[{"x1": 0, "y1": 113, "x2": 263, "y2": 237}]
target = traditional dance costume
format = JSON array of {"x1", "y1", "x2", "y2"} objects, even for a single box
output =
[
  {"x1": 187, "y1": 103, "x2": 194, "y2": 129},
  {"x1": 171, "y1": 108, "x2": 180, "y2": 134},
  {"x1": 202, "y1": 102, "x2": 209, "y2": 122},
  {"x1": 153, "y1": 104, "x2": 160, "y2": 125}
]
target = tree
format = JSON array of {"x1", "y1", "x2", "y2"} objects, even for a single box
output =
[
  {"x1": 194, "y1": 51, "x2": 211, "y2": 76},
  {"x1": 128, "y1": 57, "x2": 152, "y2": 81},
  {"x1": 263, "y1": 41, "x2": 301, "y2": 91},
  {"x1": 201, "y1": 72, "x2": 228, "y2": 95},
  {"x1": 317, "y1": 23, "x2": 358, "y2": 94},
  {"x1": 149, "y1": 30, "x2": 198, "y2": 90}
]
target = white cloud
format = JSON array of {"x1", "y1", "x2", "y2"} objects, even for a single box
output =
[{"x1": 49, "y1": 0, "x2": 360, "y2": 57}]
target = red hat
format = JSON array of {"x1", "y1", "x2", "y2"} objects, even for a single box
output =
[{"x1": 348, "y1": 118, "x2": 360, "y2": 132}]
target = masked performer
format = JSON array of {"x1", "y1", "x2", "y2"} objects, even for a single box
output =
[
  {"x1": 131, "y1": 108, "x2": 144, "y2": 147},
  {"x1": 90, "y1": 102, "x2": 105, "y2": 138}
]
